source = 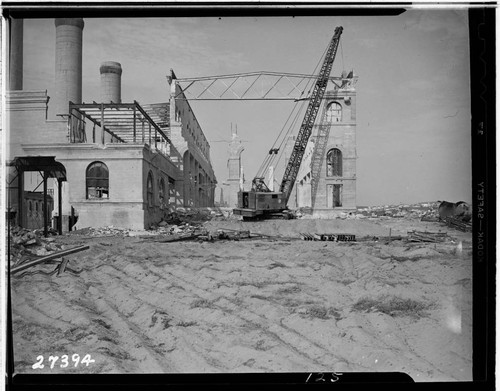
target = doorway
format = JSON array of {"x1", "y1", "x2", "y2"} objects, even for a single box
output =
[{"x1": 327, "y1": 184, "x2": 342, "y2": 208}]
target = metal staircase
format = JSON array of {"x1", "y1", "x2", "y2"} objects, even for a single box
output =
[{"x1": 310, "y1": 104, "x2": 332, "y2": 208}]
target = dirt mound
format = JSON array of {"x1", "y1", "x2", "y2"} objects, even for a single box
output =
[{"x1": 202, "y1": 219, "x2": 399, "y2": 239}]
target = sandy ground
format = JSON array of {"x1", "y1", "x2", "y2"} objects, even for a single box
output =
[{"x1": 10, "y1": 216, "x2": 472, "y2": 382}]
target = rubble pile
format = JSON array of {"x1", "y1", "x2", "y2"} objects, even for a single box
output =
[
  {"x1": 160, "y1": 208, "x2": 222, "y2": 226},
  {"x1": 8, "y1": 226, "x2": 65, "y2": 266},
  {"x1": 356, "y1": 202, "x2": 441, "y2": 220},
  {"x1": 70, "y1": 226, "x2": 130, "y2": 237},
  {"x1": 150, "y1": 208, "x2": 235, "y2": 231},
  {"x1": 210, "y1": 210, "x2": 239, "y2": 221},
  {"x1": 151, "y1": 221, "x2": 204, "y2": 236}
]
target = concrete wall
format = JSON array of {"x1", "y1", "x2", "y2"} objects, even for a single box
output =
[
  {"x1": 6, "y1": 91, "x2": 67, "y2": 160},
  {"x1": 22, "y1": 143, "x2": 180, "y2": 230},
  {"x1": 168, "y1": 71, "x2": 217, "y2": 207},
  {"x1": 142, "y1": 145, "x2": 180, "y2": 228}
]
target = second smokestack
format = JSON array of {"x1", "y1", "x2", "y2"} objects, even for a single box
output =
[{"x1": 100, "y1": 61, "x2": 122, "y2": 103}]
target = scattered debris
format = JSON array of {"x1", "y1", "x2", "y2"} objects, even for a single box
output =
[
  {"x1": 202, "y1": 229, "x2": 297, "y2": 242},
  {"x1": 142, "y1": 231, "x2": 205, "y2": 243},
  {"x1": 11, "y1": 245, "x2": 89, "y2": 277},
  {"x1": 160, "y1": 208, "x2": 228, "y2": 226},
  {"x1": 443, "y1": 216, "x2": 472, "y2": 232},
  {"x1": 356, "y1": 202, "x2": 441, "y2": 221},
  {"x1": 70, "y1": 226, "x2": 130, "y2": 237},
  {"x1": 210, "y1": 230, "x2": 251, "y2": 241},
  {"x1": 8, "y1": 226, "x2": 66, "y2": 267},
  {"x1": 300, "y1": 233, "x2": 356, "y2": 242},
  {"x1": 407, "y1": 230, "x2": 449, "y2": 243},
  {"x1": 356, "y1": 235, "x2": 405, "y2": 242},
  {"x1": 140, "y1": 226, "x2": 297, "y2": 243}
]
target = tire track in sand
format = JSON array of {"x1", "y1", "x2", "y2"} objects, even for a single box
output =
[
  {"x1": 161, "y1": 264, "x2": 344, "y2": 369},
  {"x1": 87, "y1": 284, "x2": 177, "y2": 372}
]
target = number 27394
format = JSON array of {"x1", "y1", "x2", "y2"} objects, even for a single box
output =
[{"x1": 32, "y1": 354, "x2": 95, "y2": 369}]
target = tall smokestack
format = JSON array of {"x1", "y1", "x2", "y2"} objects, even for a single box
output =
[
  {"x1": 53, "y1": 18, "x2": 84, "y2": 118},
  {"x1": 99, "y1": 61, "x2": 122, "y2": 103},
  {"x1": 9, "y1": 18, "x2": 24, "y2": 90}
]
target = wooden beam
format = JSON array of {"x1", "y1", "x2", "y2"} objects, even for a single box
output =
[
  {"x1": 71, "y1": 107, "x2": 126, "y2": 143},
  {"x1": 133, "y1": 105, "x2": 137, "y2": 143},
  {"x1": 101, "y1": 103, "x2": 105, "y2": 144},
  {"x1": 11, "y1": 245, "x2": 90, "y2": 275},
  {"x1": 134, "y1": 101, "x2": 171, "y2": 144},
  {"x1": 43, "y1": 171, "x2": 48, "y2": 237},
  {"x1": 70, "y1": 102, "x2": 136, "y2": 109},
  {"x1": 58, "y1": 179, "x2": 62, "y2": 235},
  {"x1": 17, "y1": 169, "x2": 23, "y2": 227}
]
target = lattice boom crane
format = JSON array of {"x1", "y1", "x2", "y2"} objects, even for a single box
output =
[
  {"x1": 233, "y1": 26, "x2": 344, "y2": 220},
  {"x1": 280, "y1": 26, "x2": 343, "y2": 202}
]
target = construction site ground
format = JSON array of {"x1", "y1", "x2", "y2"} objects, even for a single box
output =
[{"x1": 11, "y1": 216, "x2": 472, "y2": 382}]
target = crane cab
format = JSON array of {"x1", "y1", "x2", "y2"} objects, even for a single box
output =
[{"x1": 233, "y1": 190, "x2": 287, "y2": 219}]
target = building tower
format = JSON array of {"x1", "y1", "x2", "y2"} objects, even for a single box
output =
[
  {"x1": 225, "y1": 126, "x2": 245, "y2": 208},
  {"x1": 100, "y1": 61, "x2": 122, "y2": 103},
  {"x1": 53, "y1": 18, "x2": 84, "y2": 118},
  {"x1": 293, "y1": 71, "x2": 358, "y2": 216}
]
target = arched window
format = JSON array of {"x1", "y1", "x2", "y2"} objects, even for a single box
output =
[
  {"x1": 159, "y1": 178, "x2": 165, "y2": 209},
  {"x1": 326, "y1": 102, "x2": 342, "y2": 123},
  {"x1": 169, "y1": 177, "x2": 175, "y2": 204},
  {"x1": 326, "y1": 148, "x2": 342, "y2": 177},
  {"x1": 86, "y1": 162, "x2": 109, "y2": 199},
  {"x1": 147, "y1": 171, "x2": 154, "y2": 208}
]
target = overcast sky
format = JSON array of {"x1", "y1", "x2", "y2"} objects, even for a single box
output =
[{"x1": 21, "y1": 9, "x2": 471, "y2": 206}]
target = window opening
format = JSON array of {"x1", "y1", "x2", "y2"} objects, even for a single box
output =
[
  {"x1": 326, "y1": 148, "x2": 342, "y2": 177},
  {"x1": 147, "y1": 171, "x2": 154, "y2": 208},
  {"x1": 86, "y1": 161, "x2": 109, "y2": 199},
  {"x1": 159, "y1": 178, "x2": 165, "y2": 209},
  {"x1": 327, "y1": 184, "x2": 343, "y2": 208},
  {"x1": 326, "y1": 102, "x2": 342, "y2": 123}
]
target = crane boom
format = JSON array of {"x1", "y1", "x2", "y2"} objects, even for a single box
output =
[{"x1": 279, "y1": 26, "x2": 343, "y2": 203}]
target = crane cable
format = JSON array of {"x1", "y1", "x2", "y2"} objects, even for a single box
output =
[
  {"x1": 257, "y1": 97, "x2": 308, "y2": 179},
  {"x1": 255, "y1": 99, "x2": 305, "y2": 178},
  {"x1": 340, "y1": 38, "x2": 345, "y2": 74},
  {"x1": 255, "y1": 90, "x2": 309, "y2": 178},
  {"x1": 256, "y1": 35, "x2": 334, "y2": 180},
  {"x1": 273, "y1": 34, "x2": 343, "y2": 180},
  {"x1": 269, "y1": 100, "x2": 307, "y2": 175}
]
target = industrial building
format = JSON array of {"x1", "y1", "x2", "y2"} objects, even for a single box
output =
[{"x1": 5, "y1": 18, "x2": 217, "y2": 232}]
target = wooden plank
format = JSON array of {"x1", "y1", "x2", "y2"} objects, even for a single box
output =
[
  {"x1": 57, "y1": 258, "x2": 69, "y2": 276},
  {"x1": 11, "y1": 245, "x2": 90, "y2": 274}
]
